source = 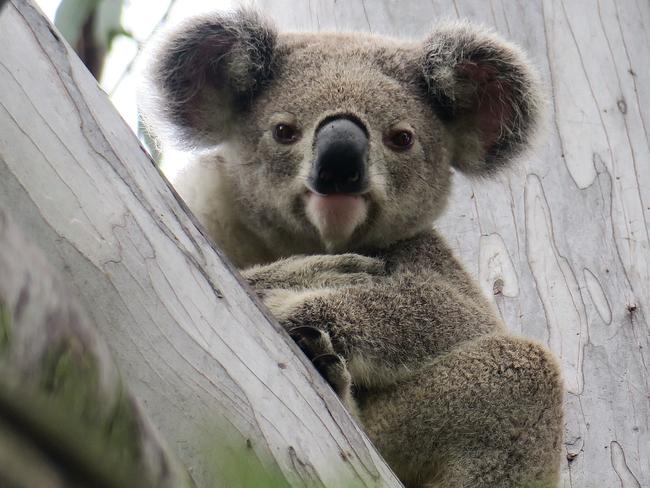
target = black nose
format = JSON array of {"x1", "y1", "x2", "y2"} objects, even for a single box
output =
[{"x1": 310, "y1": 117, "x2": 368, "y2": 195}]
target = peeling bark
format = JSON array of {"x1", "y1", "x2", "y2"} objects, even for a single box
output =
[{"x1": 253, "y1": 1, "x2": 650, "y2": 487}]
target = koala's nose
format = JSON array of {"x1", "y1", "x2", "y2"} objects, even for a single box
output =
[{"x1": 310, "y1": 118, "x2": 368, "y2": 195}]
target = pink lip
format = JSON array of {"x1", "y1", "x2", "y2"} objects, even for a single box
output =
[
  {"x1": 308, "y1": 192, "x2": 362, "y2": 207},
  {"x1": 304, "y1": 191, "x2": 368, "y2": 243}
]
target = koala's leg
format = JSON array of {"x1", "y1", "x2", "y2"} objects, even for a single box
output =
[{"x1": 359, "y1": 335, "x2": 564, "y2": 488}]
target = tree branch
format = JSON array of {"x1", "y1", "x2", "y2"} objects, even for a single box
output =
[{"x1": 0, "y1": 1, "x2": 400, "y2": 486}]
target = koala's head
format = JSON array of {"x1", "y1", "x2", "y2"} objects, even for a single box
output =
[{"x1": 141, "y1": 10, "x2": 542, "y2": 254}]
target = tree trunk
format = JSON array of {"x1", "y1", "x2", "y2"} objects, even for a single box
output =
[
  {"x1": 0, "y1": 209, "x2": 193, "y2": 488},
  {"x1": 0, "y1": 1, "x2": 400, "y2": 487},
  {"x1": 253, "y1": 0, "x2": 650, "y2": 486}
]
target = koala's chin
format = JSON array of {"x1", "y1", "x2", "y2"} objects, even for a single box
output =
[{"x1": 304, "y1": 192, "x2": 368, "y2": 251}]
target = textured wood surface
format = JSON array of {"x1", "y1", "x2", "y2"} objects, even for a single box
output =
[
  {"x1": 0, "y1": 209, "x2": 192, "y2": 488},
  {"x1": 0, "y1": 1, "x2": 400, "y2": 487},
  {"x1": 252, "y1": 1, "x2": 650, "y2": 487}
]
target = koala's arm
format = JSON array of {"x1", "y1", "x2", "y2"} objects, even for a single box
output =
[
  {"x1": 242, "y1": 253, "x2": 386, "y2": 290},
  {"x1": 249, "y1": 231, "x2": 504, "y2": 387}
]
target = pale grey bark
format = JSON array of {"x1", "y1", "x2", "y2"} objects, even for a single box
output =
[
  {"x1": 253, "y1": 1, "x2": 650, "y2": 487},
  {"x1": 0, "y1": 1, "x2": 400, "y2": 487},
  {"x1": 0, "y1": 209, "x2": 193, "y2": 488}
]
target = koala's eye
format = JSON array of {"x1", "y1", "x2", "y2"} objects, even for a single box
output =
[
  {"x1": 385, "y1": 129, "x2": 414, "y2": 151},
  {"x1": 273, "y1": 123, "x2": 300, "y2": 144}
]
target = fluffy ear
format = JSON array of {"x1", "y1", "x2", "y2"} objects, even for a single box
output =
[
  {"x1": 422, "y1": 23, "x2": 543, "y2": 174},
  {"x1": 139, "y1": 9, "x2": 277, "y2": 150}
]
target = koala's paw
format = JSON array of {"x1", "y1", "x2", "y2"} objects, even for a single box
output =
[
  {"x1": 258, "y1": 287, "x2": 357, "y2": 412},
  {"x1": 289, "y1": 326, "x2": 356, "y2": 414},
  {"x1": 242, "y1": 253, "x2": 385, "y2": 290}
]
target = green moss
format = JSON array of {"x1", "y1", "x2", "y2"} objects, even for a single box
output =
[
  {"x1": 0, "y1": 301, "x2": 10, "y2": 352},
  {"x1": 0, "y1": 304, "x2": 179, "y2": 486},
  {"x1": 103, "y1": 385, "x2": 141, "y2": 464},
  {"x1": 198, "y1": 424, "x2": 288, "y2": 488},
  {"x1": 0, "y1": 376, "x2": 150, "y2": 488},
  {"x1": 199, "y1": 423, "x2": 365, "y2": 488},
  {"x1": 40, "y1": 338, "x2": 103, "y2": 425},
  {"x1": 211, "y1": 444, "x2": 290, "y2": 488},
  {"x1": 39, "y1": 339, "x2": 142, "y2": 475}
]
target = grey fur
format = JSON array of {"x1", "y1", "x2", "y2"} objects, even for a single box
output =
[
  {"x1": 140, "y1": 9, "x2": 277, "y2": 150},
  {"x1": 422, "y1": 23, "x2": 543, "y2": 174},
  {"x1": 141, "y1": 10, "x2": 563, "y2": 488}
]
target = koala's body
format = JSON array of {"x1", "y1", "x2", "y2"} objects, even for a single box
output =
[{"x1": 141, "y1": 11, "x2": 564, "y2": 488}]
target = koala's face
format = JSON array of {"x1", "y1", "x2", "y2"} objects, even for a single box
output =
[
  {"x1": 141, "y1": 11, "x2": 541, "y2": 253},
  {"x1": 228, "y1": 36, "x2": 452, "y2": 251}
]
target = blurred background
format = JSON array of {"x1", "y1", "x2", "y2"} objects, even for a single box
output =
[{"x1": 35, "y1": 0, "x2": 236, "y2": 174}]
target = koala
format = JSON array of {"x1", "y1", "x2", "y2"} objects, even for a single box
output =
[{"x1": 140, "y1": 10, "x2": 564, "y2": 488}]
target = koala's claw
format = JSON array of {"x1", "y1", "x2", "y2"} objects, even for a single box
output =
[
  {"x1": 289, "y1": 325, "x2": 323, "y2": 341},
  {"x1": 311, "y1": 352, "x2": 341, "y2": 366},
  {"x1": 289, "y1": 325, "x2": 332, "y2": 358},
  {"x1": 288, "y1": 326, "x2": 352, "y2": 398},
  {"x1": 312, "y1": 353, "x2": 351, "y2": 397}
]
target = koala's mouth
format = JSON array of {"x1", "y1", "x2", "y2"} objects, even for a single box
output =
[{"x1": 303, "y1": 190, "x2": 368, "y2": 249}]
